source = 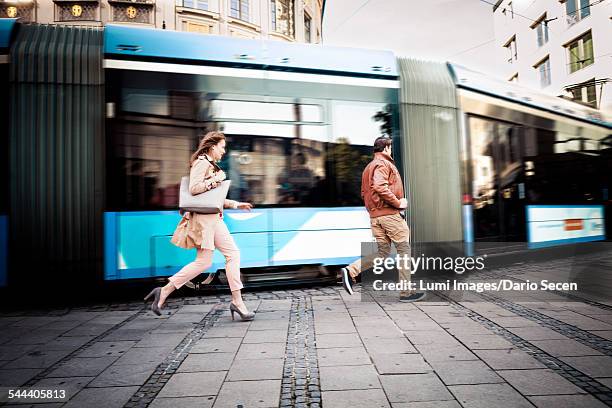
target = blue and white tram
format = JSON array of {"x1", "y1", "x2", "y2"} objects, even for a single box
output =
[
  {"x1": 2, "y1": 19, "x2": 611, "y2": 289},
  {"x1": 102, "y1": 24, "x2": 400, "y2": 282}
]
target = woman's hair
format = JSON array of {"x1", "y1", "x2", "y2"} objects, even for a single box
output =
[{"x1": 190, "y1": 131, "x2": 226, "y2": 165}]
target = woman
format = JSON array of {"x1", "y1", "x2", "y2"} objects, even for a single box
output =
[{"x1": 145, "y1": 131, "x2": 255, "y2": 320}]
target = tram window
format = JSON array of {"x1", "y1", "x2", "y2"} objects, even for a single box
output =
[
  {"x1": 220, "y1": 133, "x2": 330, "y2": 206},
  {"x1": 210, "y1": 100, "x2": 322, "y2": 123},
  {"x1": 331, "y1": 101, "x2": 390, "y2": 206},
  {"x1": 525, "y1": 129, "x2": 610, "y2": 204},
  {"x1": 122, "y1": 89, "x2": 169, "y2": 116},
  {"x1": 106, "y1": 124, "x2": 195, "y2": 210}
]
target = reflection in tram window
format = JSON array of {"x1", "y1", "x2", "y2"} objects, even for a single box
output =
[
  {"x1": 107, "y1": 90, "x2": 394, "y2": 209},
  {"x1": 469, "y1": 115, "x2": 612, "y2": 241}
]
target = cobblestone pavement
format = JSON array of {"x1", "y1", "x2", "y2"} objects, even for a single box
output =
[{"x1": 1, "y1": 255, "x2": 612, "y2": 407}]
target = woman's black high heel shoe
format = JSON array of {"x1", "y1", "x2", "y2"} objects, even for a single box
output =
[
  {"x1": 230, "y1": 303, "x2": 255, "y2": 321},
  {"x1": 144, "y1": 287, "x2": 162, "y2": 316}
]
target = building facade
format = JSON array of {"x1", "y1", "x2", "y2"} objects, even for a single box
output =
[
  {"x1": 493, "y1": 0, "x2": 612, "y2": 112},
  {"x1": 0, "y1": 0, "x2": 322, "y2": 43}
]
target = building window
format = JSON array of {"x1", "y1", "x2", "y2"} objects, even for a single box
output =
[
  {"x1": 182, "y1": 0, "x2": 208, "y2": 11},
  {"x1": 569, "y1": 79, "x2": 597, "y2": 108},
  {"x1": 110, "y1": 2, "x2": 154, "y2": 24},
  {"x1": 304, "y1": 14, "x2": 311, "y2": 43},
  {"x1": 183, "y1": 20, "x2": 212, "y2": 33},
  {"x1": 535, "y1": 57, "x2": 551, "y2": 88},
  {"x1": 566, "y1": 0, "x2": 590, "y2": 26},
  {"x1": 55, "y1": 1, "x2": 100, "y2": 22},
  {"x1": 271, "y1": 0, "x2": 294, "y2": 38},
  {"x1": 230, "y1": 0, "x2": 249, "y2": 21},
  {"x1": 504, "y1": 35, "x2": 517, "y2": 63},
  {"x1": 509, "y1": 73, "x2": 519, "y2": 83},
  {"x1": 503, "y1": 1, "x2": 514, "y2": 18},
  {"x1": 567, "y1": 31, "x2": 594, "y2": 73},
  {"x1": 532, "y1": 14, "x2": 549, "y2": 47}
]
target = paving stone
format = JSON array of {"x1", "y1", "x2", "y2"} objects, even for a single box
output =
[
  {"x1": 363, "y1": 337, "x2": 417, "y2": 354},
  {"x1": 235, "y1": 342, "x2": 286, "y2": 360},
  {"x1": 177, "y1": 353, "x2": 235, "y2": 372},
  {"x1": 317, "y1": 347, "x2": 371, "y2": 367},
  {"x1": 414, "y1": 344, "x2": 478, "y2": 362},
  {"x1": 76, "y1": 341, "x2": 137, "y2": 358},
  {"x1": 428, "y1": 360, "x2": 504, "y2": 385},
  {"x1": 322, "y1": 389, "x2": 391, "y2": 407},
  {"x1": 381, "y1": 373, "x2": 454, "y2": 403},
  {"x1": 113, "y1": 346, "x2": 169, "y2": 365},
  {"x1": 0, "y1": 368, "x2": 43, "y2": 386},
  {"x1": 596, "y1": 377, "x2": 612, "y2": 388},
  {"x1": 202, "y1": 325, "x2": 250, "y2": 338},
  {"x1": 63, "y1": 386, "x2": 139, "y2": 408},
  {"x1": 506, "y1": 326, "x2": 569, "y2": 340},
  {"x1": 63, "y1": 324, "x2": 116, "y2": 337},
  {"x1": 149, "y1": 396, "x2": 215, "y2": 408},
  {"x1": 191, "y1": 337, "x2": 242, "y2": 354},
  {"x1": 320, "y1": 365, "x2": 380, "y2": 391},
  {"x1": 0, "y1": 344, "x2": 37, "y2": 361},
  {"x1": 370, "y1": 353, "x2": 432, "y2": 374},
  {"x1": 488, "y1": 316, "x2": 540, "y2": 328},
  {"x1": 33, "y1": 376, "x2": 93, "y2": 400},
  {"x1": 528, "y1": 394, "x2": 608, "y2": 408},
  {"x1": 449, "y1": 383, "x2": 533, "y2": 408},
  {"x1": 315, "y1": 333, "x2": 363, "y2": 349},
  {"x1": 496, "y1": 369, "x2": 586, "y2": 395},
  {"x1": 391, "y1": 402, "x2": 462, "y2": 408},
  {"x1": 3, "y1": 349, "x2": 72, "y2": 369},
  {"x1": 158, "y1": 371, "x2": 226, "y2": 397},
  {"x1": 559, "y1": 356, "x2": 612, "y2": 377},
  {"x1": 134, "y1": 333, "x2": 187, "y2": 349},
  {"x1": 315, "y1": 322, "x2": 357, "y2": 334},
  {"x1": 530, "y1": 339, "x2": 603, "y2": 357},
  {"x1": 243, "y1": 329, "x2": 287, "y2": 344},
  {"x1": 248, "y1": 319, "x2": 289, "y2": 331},
  {"x1": 472, "y1": 348, "x2": 546, "y2": 370},
  {"x1": 590, "y1": 330, "x2": 612, "y2": 341},
  {"x1": 43, "y1": 336, "x2": 96, "y2": 351},
  {"x1": 454, "y1": 334, "x2": 514, "y2": 350},
  {"x1": 47, "y1": 356, "x2": 118, "y2": 377},
  {"x1": 403, "y1": 330, "x2": 457, "y2": 346},
  {"x1": 88, "y1": 363, "x2": 158, "y2": 387},
  {"x1": 101, "y1": 329, "x2": 150, "y2": 342},
  {"x1": 227, "y1": 358, "x2": 283, "y2": 381},
  {"x1": 213, "y1": 379, "x2": 281, "y2": 408},
  {"x1": 5, "y1": 329, "x2": 66, "y2": 345},
  {"x1": 561, "y1": 318, "x2": 612, "y2": 331}
]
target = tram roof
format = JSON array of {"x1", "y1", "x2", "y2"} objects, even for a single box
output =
[
  {"x1": 449, "y1": 64, "x2": 612, "y2": 130},
  {"x1": 104, "y1": 24, "x2": 398, "y2": 80}
]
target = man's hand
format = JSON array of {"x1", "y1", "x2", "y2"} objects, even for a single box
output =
[
  {"x1": 399, "y1": 198, "x2": 408, "y2": 209},
  {"x1": 237, "y1": 202, "x2": 253, "y2": 211}
]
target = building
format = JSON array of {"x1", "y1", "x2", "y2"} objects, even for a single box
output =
[
  {"x1": 492, "y1": 0, "x2": 612, "y2": 112},
  {"x1": 0, "y1": 0, "x2": 322, "y2": 43}
]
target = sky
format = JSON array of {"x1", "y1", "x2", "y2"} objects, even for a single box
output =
[{"x1": 322, "y1": 0, "x2": 507, "y2": 79}]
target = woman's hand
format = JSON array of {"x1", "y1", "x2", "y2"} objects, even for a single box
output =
[{"x1": 237, "y1": 202, "x2": 253, "y2": 211}]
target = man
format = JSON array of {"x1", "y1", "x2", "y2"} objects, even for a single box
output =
[{"x1": 341, "y1": 136, "x2": 426, "y2": 302}]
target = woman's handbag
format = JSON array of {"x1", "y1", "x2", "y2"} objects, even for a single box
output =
[{"x1": 179, "y1": 177, "x2": 231, "y2": 214}]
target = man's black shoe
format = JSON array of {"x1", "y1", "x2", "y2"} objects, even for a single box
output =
[
  {"x1": 399, "y1": 292, "x2": 426, "y2": 302},
  {"x1": 340, "y1": 267, "x2": 354, "y2": 295}
]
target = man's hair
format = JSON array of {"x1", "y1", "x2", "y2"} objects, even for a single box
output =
[{"x1": 373, "y1": 136, "x2": 392, "y2": 153}]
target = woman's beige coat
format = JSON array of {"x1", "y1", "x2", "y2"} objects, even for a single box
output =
[{"x1": 171, "y1": 156, "x2": 238, "y2": 250}]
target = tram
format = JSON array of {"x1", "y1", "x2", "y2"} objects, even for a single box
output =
[{"x1": 1, "y1": 19, "x2": 610, "y2": 288}]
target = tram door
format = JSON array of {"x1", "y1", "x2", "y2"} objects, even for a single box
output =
[{"x1": 469, "y1": 117, "x2": 527, "y2": 243}]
